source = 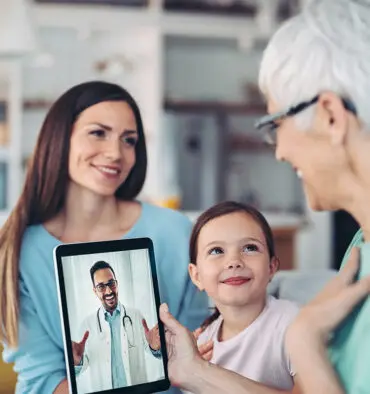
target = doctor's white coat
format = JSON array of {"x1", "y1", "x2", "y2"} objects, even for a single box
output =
[{"x1": 74, "y1": 303, "x2": 159, "y2": 393}]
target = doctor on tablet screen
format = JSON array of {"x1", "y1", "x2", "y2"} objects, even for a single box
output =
[{"x1": 71, "y1": 260, "x2": 162, "y2": 391}]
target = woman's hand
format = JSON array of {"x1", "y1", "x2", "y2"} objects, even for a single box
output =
[
  {"x1": 284, "y1": 248, "x2": 370, "y2": 394},
  {"x1": 287, "y1": 247, "x2": 370, "y2": 344}
]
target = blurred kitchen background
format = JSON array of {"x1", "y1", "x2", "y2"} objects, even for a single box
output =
[{"x1": 0, "y1": 0, "x2": 360, "y2": 273}]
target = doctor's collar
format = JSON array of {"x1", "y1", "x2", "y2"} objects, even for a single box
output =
[{"x1": 103, "y1": 302, "x2": 121, "y2": 317}]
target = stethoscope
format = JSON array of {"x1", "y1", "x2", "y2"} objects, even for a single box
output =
[{"x1": 96, "y1": 304, "x2": 135, "y2": 348}]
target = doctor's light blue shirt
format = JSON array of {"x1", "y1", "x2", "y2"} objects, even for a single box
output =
[{"x1": 104, "y1": 306, "x2": 127, "y2": 388}]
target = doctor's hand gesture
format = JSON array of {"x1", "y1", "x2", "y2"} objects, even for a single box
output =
[
  {"x1": 72, "y1": 330, "x2": 89, "y2": 366},
  {"x1": 143, "y1": 319, "x2": 161, "y2": 351}
]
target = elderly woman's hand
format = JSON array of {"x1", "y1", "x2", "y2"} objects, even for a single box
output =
[
  {"x1": 287, "y1": 247, "x2": 370, "y2": 345},
  {"x1": 283, "y1": 248, "x2": 370, "y2": 394},
  {"x1": 159, "y1": 303, "x2": 206, "y2": 391}
]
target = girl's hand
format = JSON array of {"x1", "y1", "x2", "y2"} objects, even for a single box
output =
[
  {"x1": 193, "y1": 326, "x2": 213, "y2": 361},
  {"x1": 197, "y1": 340, "x2": 213, "y2": 361}
]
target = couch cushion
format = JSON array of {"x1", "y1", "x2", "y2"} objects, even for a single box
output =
[{"x1": 268, "y1": 270, "x2": 338, "y2": 306}]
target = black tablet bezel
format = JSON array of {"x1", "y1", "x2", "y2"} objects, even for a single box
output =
[{"x1": 53, "y1": 237, "x2": 170, "y2": 394}]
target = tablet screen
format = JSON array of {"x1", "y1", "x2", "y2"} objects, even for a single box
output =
[{"x1": 54, "y1": 238, "x2": 169, "y2": 394}]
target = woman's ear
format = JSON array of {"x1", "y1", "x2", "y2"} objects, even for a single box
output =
[
  {"x1": 317, "y1": 91, "x2": 350, "y2": 145},
  {"x1": 188, "y1": 263, "x2": 205, "y2": 291},
  {"x1": 268, "y1": 257, "x2": 280, "y2": 282}
]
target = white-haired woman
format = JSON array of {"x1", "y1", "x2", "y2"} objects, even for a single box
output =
[
  {"x1": 158, "y1": 1, "x2": 370, "y2": 394},
  {"x1": 256, "y1": 2, "x2": 370, "y2": 391}
]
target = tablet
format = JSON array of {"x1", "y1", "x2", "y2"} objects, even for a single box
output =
[{"x1": 54, "y1": 237, "x2": 170, "y2": 394}]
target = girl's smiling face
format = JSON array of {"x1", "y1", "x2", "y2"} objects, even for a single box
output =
[{"x1": 189, "y1": 211, "x2": 278, "y2": 310}]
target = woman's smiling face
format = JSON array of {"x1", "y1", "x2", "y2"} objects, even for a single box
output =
[{"x1": 68, "y1": 100, "x2": 138, "y2": 197}]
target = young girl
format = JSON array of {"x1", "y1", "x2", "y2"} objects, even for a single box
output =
[{"x1": 188, "y1": 201, "x2": 299, "y2": 391}]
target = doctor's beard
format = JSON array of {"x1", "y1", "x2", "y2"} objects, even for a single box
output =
[{"x1": 102, "y1": 291, "x2": 118, "y2": 312}]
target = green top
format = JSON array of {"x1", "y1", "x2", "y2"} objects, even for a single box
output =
[{"x1": 328, "y1": 229, "x2": 370, "y2": 394}]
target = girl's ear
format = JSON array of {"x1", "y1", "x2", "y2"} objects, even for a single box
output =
[
  {"x1": 268, "y1": 257, "x2": 280, "y2": 282},
  {"x1": 188, "y1": 263, "x2": 205, "y2": 291}
]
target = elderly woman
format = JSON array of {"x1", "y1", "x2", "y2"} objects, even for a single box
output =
[{"x1": 159, "y1": 1, "x2": 370, "y2": 393}]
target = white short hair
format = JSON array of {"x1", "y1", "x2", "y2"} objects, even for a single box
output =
[{"x1": 259, "y1": 0, "x2": 370, "y2": 129}]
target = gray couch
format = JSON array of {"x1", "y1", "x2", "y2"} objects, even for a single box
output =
[{"x1": 267, "y1": 269, "x2": 338, "y2": 306}]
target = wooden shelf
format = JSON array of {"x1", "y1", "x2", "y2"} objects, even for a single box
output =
[
  {"x1": 164, "y1": 100, "x2": 269, "y2": 152},
  {"x1": 35, "y1": 0, "x2": 148, "y2": 5},
  {"x1": 34, "y1": 0, "x2": 295, "y2": 20},
  {"x1": 0, "y1": 99, "x2": 53, "y2": 111},
  {"x1": 164, "y1": 99, "x2": 265, "y2": 115},
  {"x1": 164, "y1": 2, "x2": 257, "y2": 17},
  {"x1": 229, "y1": 134, "x2": 272, "y2": 152},
  {"x1": 35, "y1": 0, "x2": 257, "y2": 16},
  {"x1": 20, "y1": 99, "x2": 266, "y2": 114},
  {"x1": 23, "y1": 99, "x2": 53, "y2": 110}
]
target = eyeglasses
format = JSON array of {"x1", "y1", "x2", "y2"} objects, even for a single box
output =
[
  {"x1": 95, "y1": 279, "x2": 117, "y2": 293},
  {"x1": 254, "y1": 95, "x2": 357, "y2": 146}
]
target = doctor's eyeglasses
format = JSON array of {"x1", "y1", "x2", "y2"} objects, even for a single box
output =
[{"x1": 95, "y1": 279, "x2": 117, "y2": 293}]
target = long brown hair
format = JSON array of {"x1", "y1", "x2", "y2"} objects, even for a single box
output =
[
  {"x1": 0, "y1": 81, "x2": 147, "y2": 348},
  {"x1": 189, "y1": 201, "x2": 277, "y2": 329}
]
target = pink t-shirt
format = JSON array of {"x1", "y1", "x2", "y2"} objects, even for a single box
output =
[{"x1": 197, "y1": 296, "x2": 299, "y2": 391}]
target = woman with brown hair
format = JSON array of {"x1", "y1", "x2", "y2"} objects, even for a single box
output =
[{"x1": 0, "y1": 81, "x2": 209, "y2": 393}]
